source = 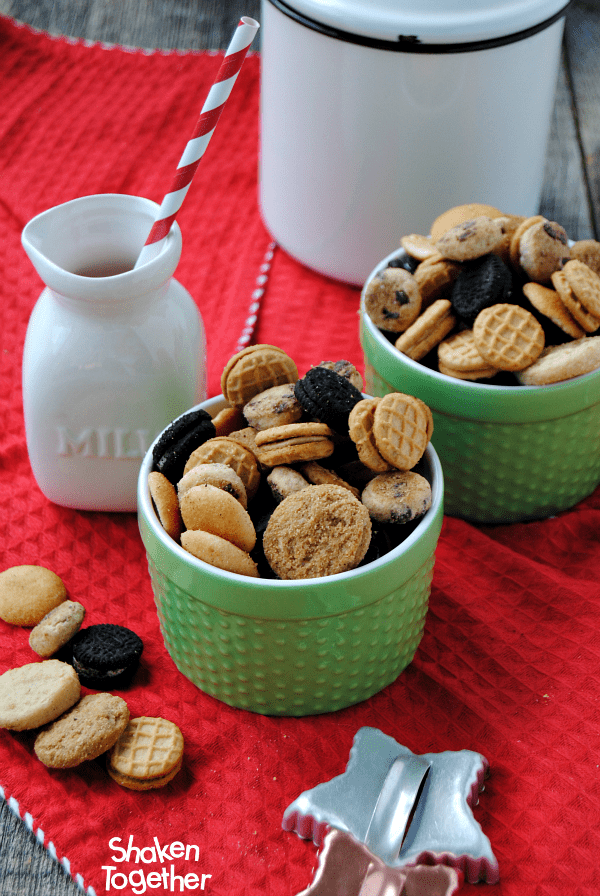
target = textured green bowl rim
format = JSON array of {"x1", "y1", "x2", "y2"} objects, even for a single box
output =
[
  {"x1": 138, "y1": 396, "x2": 444, "y2": 621},
  {"x1": 361, "y1": 249, "x2": 600, "y2": 423}
]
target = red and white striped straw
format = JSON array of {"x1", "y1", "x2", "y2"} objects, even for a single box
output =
[{"x1": 135, "y1": 16, "x2": 260, "y2": 269}]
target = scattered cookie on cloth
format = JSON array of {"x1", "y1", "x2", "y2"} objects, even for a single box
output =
[
  {"x1": 0, "y1": 660, "x2": 80, "y2": 731},
  {"x1": 34, "y1": 693, "x2": 130, "y2": 768},
  {"x1": 0, "y1": 565, "x2": 66, "y2": 626},
  {"x1": 107, "y1": 716, "x2": 184, "y2": 791},
  {"x1": 29, "y1": 600, "x2": 86, "y2": 658},
  {"x1": 70, "y1": 623, "x2": 143, "y2": 689}
]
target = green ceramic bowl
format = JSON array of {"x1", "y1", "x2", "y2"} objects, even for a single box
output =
[
  {"x1": 138, "y1": 395, "x2": 444, "y2": 716},
  {"x1": 361, "y1": 250, "x2": 600, "y2": 524}
]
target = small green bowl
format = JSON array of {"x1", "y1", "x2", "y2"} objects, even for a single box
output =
[
  {"x1": 361, "y1": 250, "x2": 600, "y2": 524},
  {"x1": 138, "y1": 395, "x2": 444, "y2": 716}
]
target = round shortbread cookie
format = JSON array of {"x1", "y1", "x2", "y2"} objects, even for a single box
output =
[
  {"x1": 395, "y1": 299, "x2": 457, "y2": 361},
  {"x1": 361, "y1": 471, "x2": 432, "y2": 524},
  {"x1": 108, "y1": 716, "x2": 184, "y2": 790},
  {"x1": 364, "y1": 266, "x2": 422, "y2": 332},
  {"x1": 473, "y1": 304, "x2": 545, "y2": 371},
  {"x1": 29, "y1": 600, "x2": 86, "y2": 658},
  {"x1": 0, "y1": 565, "x2": 66, "y2": 626},
  {"x1": 181, "y1": 529, "x2": 259, "y2": 577},
  {"x1": 522, "y1": 282, "x2": 585, "y2": 340},
  {"x1": 435, "y1": 216, "x2": 504, "y2": 261},
  {"x1": 266, "y1": 466, "x2": 309, "y2": 503},
  {"x1": 0, "y1": 660, "x2": 80, "y2": 731},
  {"x1": 517, "y1": 219, "x2": 570, "y2": 282},
  {"x1": 516, "y1": 336, "x2": 600, "y2": 385},
  {"x1": 400, "y1": 233, "x2": 438, "y2": 262},
  {"x1": 34, "y1": 693, "x2": 130, "y2": 768},
  {"x1": 148, "y1": 471, "x2": 182, "y2": 541},
  {"x1": 179, "y1": 484, "x2": 256, "y2": 552},
  {"x1": 372, "y1": 393, "x2": 433, "y2": 471},
  {"x1": 430, "y1": 203, "x2": 504, "y2": 241},
  {"x1": 177, "y1": 462, "x2": 247, "y2": 508},
  {"x1": 348, "y1": 398, "x2": 392, "y2": 473},
  {"x1": 183, "y1": 436, "x2": 261, "y2": 500},
  {"x1": 221, "y1": 344, "x2": 298, "y2": 408},
  {"x1": 263, "y1": 485, "x2": 371, "y2": 579},
  {"x1": 300, "y1": 461, "x2": 361, "y2": 499},
  {"x1": 242, "y1": 383, "x2": 303, "y2": 431}
]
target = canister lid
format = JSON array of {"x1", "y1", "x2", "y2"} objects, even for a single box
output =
[{"x1": 272, "y1": 0, "x2": 570, "y2": 47}]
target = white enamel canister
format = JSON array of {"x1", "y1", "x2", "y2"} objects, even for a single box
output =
[{"x1": 259, "y1": 0, "x2": 570, "y2": 285}]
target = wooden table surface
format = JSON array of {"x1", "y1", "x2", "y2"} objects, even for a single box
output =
[{"x1": 0, "y1": 1, "x2": 598, "y2": 893}]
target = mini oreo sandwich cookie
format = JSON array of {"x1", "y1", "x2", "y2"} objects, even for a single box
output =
[
  {"x1": 70, "y1": 624, "x2": 143, "y2": 689},
  {"x1": 451, "y1": 253, "x2": 513, "y2": 325},
  {"x1": 294, "y1": 366, "x2": 363, "y2": 434},
  {"x1": 153, "y1": 410, "x2": 216, "y2": 485}
]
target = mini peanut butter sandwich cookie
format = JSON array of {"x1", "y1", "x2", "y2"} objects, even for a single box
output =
[
  {"x1": 148, "y1": 471, "x2": 182, "y2": 541},
  {"x1": 177, "y1": 462, "x2": 247, "y2": 508},
  {"x1": 364, "y1": 266, "x2": 421, "y2": 333},
  {"x1": 263, "y1": 485, "x2": 371, "y2": 579},
  {"x1": 29, "y1": 600, "x2": 86, "y2": 658},
  {"x1": 435, "y1": 216, "x2": 504, "y2": 262},
  {"x1": 361, "y1": 471, "x2": 432, "y2": 524},
  {"x1": 0, "y1": 565, "x2": 66, "y2": 626},
  {"x1": 34, "y1": 693, "x2": 130, "y2": 768},
  {"x1": 473, "y1": 304, "x2": 545, "y2": 371},
  {"x1": 179, "y1": 484, "x2": 256, "y2": 553},
  {"x1": 348, "y1": 398, "x2": 392, "y2": 473},
  {"x1": 508, "y1": 215, "x2": 546, "y2": 270},
  {"x1": 437, "y1": 330, "x2": 499, "y2": 381},
  {"x1": 372, "y1": 392, "x2": 433, "y2": 471},
  {"x1": 242, "y1": 383, "x2": 303, "y2": 431},
  {"x1": 184, "y1": 436, "x2": 261, "y2": 501},
  {"x1": 181, "y1": 529, "x2": 259, "y2": 577},
  {"x1": 221, "y1": 344, "x2": 299, "y2": 408},
  {"x1": 430, "y1": 203, "x2": 504, "y2": 241},
  {"x1": 394, "y1": 299, "x2": 457, "y2": 361},
  {"x1": 70, "y1": 624, "x2": 144, "y2": 689},
  {"x1": 522, "y1": 282, "x2": 585, "y2": 340},
  {"x1": 551, "y1": 260, "x2": 600, "y2": 332},
  {"x1": 516, "y1": 336, "x2": 600, "y2": 385},
  {"x1": 0, "y1": 660, "x2": 80, "y2": 731},
  {"x1": 108, "y1": 716, "x2": 184, "y2": 791},
  {"x1": 570, "y1": 239, "x2": 600, "y2": 278},
  {"x1": 253, "y1": 422, "x2": 335, "y2": 467}
]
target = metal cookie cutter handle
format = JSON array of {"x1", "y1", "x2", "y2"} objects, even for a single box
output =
[{"x1": 364, "y1": 753, "x2": 430, "y2": 865}]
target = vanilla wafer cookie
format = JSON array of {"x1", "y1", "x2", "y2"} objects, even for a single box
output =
[
  {"x1": 473, "y1": 304, "x2": 545, "y2": 371},
  {"x1": 516, "y1": 336, "x2": 600, "y2": 385},
  {"x1": 221, "y1": 345, "x2": 298, "y2": 408},
  {"x1": 181, "y1": 530, "x2": 259, "y2": 577},
  {"x1": 148, "y1": 471, "x2": 182, "y2": 541},
  {"x1": 183, "y1": 436, "x2": 261, "y2": 500},
  {"x1": 108, "y1": 716, "x2": 184, "y2": 791},
  {"x1": 372, "y1": 393, "x2": 433, "y2": 471},
  {"x1": 348, "y1": 398, "x2": 392, "y2": 473},
  {"x1": 400, "y1": 233, "x2": 438, "y2": 262},
  {"x1": 177, "y1": 462, "x2": 247, "y2": 508},
  {"x1": 179, "y1": 484, "x2": 256, "y2": 552},
  {"x1": 437, "y1": 329, "x2": 499, "y2": 380}
]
